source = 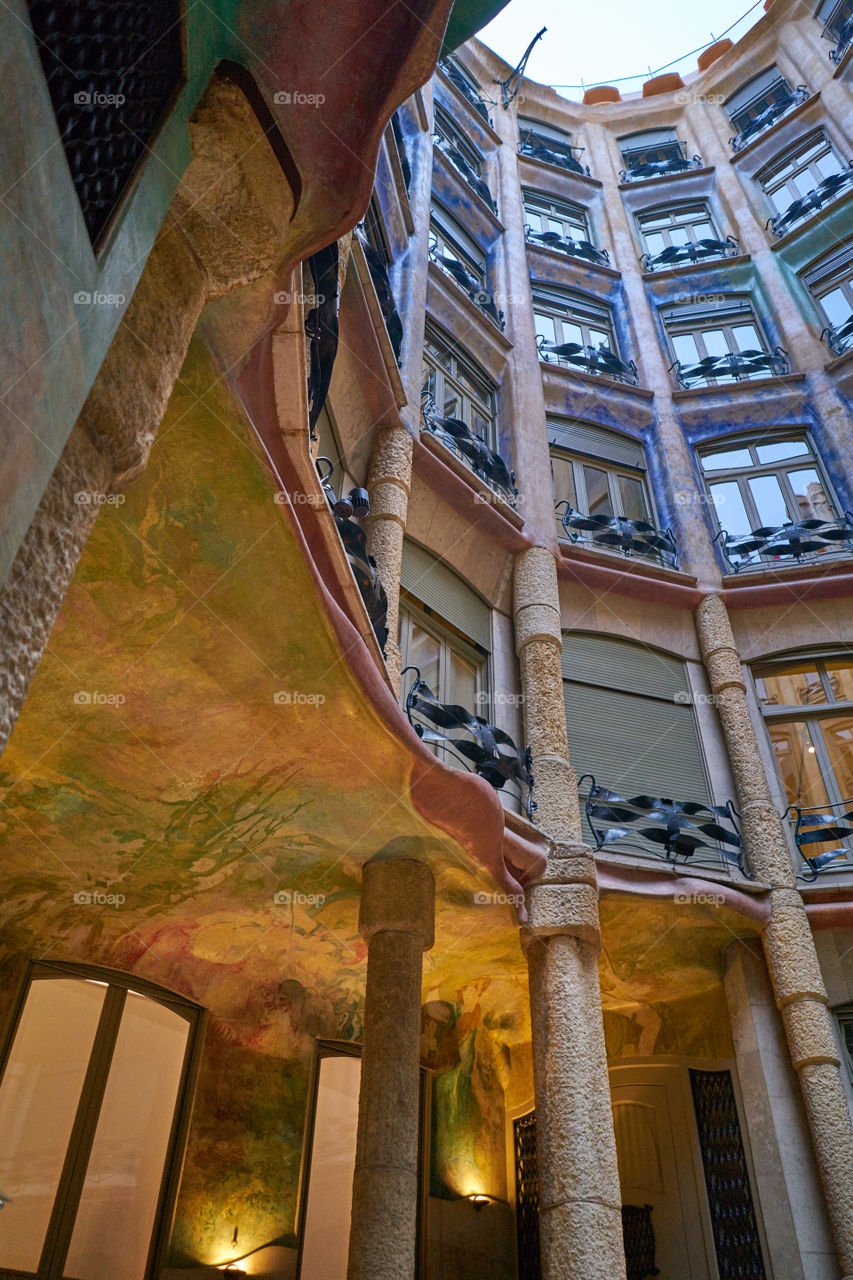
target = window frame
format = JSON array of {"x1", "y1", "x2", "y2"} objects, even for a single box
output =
[
  {"x1": 726, "y1": 68, "x2": 793, "y2": 136},
  {"x1": 434, "y1": 103, "x2": 485, "y2": 178},
  {"x1": 834, "y1": 1005, "x2": 853, "y2": 1081},
  {"x1": 637, "y1": 201, "x2": 722, "y2": 257},
  {"x1": 533, "y1": 285, "x2": 619, "y2": 355},
  {"x1": 551, "y1": 446, "x2": 653, "y2": 527},
  {"x1": 429, "y1": 200, "x2": 488, "y2": 292},
  {"x1": 663, "y1": 296, "x2": 772, "y2": 385},
  {"x1": 523, "y1": 189, "x2": 591, "y2": 245},
  {"x1": 0, "y1": 960, "x2": 205, "y2": 1280},
  {"x1": 518, "y1": 116, "x2": 579, "y2": 164},
  {"x1": 802, "y1": 243, "x2": 853, "y2": 334},
  {"x1": 399, "y1": 596, "x2": 488, "y2": 752},
  {"x1": 698, "y1": 432, "x2": 839, "y2": 539},
  {"x1": 421, "y1": 323, "x2": 497, "y2": 449},
  {"x1": 760, "y1": 132, "x2": 846, "y2": 216},
  {"x1": 619, "y1": 128, "x2": 685, "y2": 170}
]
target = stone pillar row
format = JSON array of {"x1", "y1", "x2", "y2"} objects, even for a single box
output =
[{"x1": 696, "y1": 593, "x2": 853, "y2": 1280}]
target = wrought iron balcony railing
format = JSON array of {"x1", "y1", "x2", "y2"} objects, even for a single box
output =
[
  {"x1": 518, "y1": 135, "x2": 591, "y2": 177},
  {"x1": 670, "y1": 346, "x2": 789, "y2": 388},
  {"x1": 556, "y1": 502, "x2": 679, "y2": 569},
  {"x1": 729, "y1": 85, "x2": 809, "y2": 152},
  {"x1": 357, "y1": 231, "x2": 403, "y2": 363},
  {"x1": 619, "y1": 152, "x2": 703, "y2": 183},
  {"x1": 580, "y1": 775, "x2": 748, "y2": 874},
  {"x1": 641, "y1": 235, "x2": 739, "y2": 273},
  {"x1": 785, "y1": 799, "x2": 853, "y2": 880},
  {"x1": 403, "y1": 667, "x2": 535, "y2": 818},
  {"x1": 439, "y1": 58, "x2": 491, "y2": 124},
  {"x1": 822, "y1": 310, "x2": 853, "y2": 356},
  {"x1": 428, "y1": 241, "x2": 505, "y2": 330},
  {"x1": 537, "y1": 335, "x2": 639, "y2": 385},
  {"x1": 767, "y1": 161, "x2": 853, "y2": 237},
  {"x1": 823, "y1": 3, "x2": 853, "y2": 62},
  {"x1": 715, "y1": 512, "x2": 853, "y2": 572},
  {"x1": 525, "y1": 224, "x2": 610, "y2": 267},
  {"x1": 432, "y1": 133, "x2": 497, "y2": 213},
  {"x1": 317, "y1": 458, "x2": 389, "y2": 652},
  {"x1": 422, "y1": 399, "x2": 517, "y2": 506}
]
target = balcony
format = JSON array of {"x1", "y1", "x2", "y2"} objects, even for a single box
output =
[
  {"x1": 403, "y1": 667, "x2": 535, "y2": 818},
  {"x1": 557, "y1": 502, "x2": 678, "y2": 570},
  {"x1": 670, "y1": 346, "x2": 789, "y2": 389},
  {"x1": 428, "y1": 240, "x2": 505, "y2": 330},
  {"x1": 822, "y1": 310, "x2": 853, "y2": 357},
  {"x1": 729, "y1": 84, "x2": 809, "y2": 152},
  {"x1": 619, "y1": 150, "x2": 703, "y2": 184},
  {"x1": 785, "y1": 798, "x2": 853, "y2": 880},
  {"x1": 767, "y1": 161, "x2": 853, "y2": 237},
  {"x1": 715, "y1": 512, "x2": 853, "y2": 572},
  {"x1": 518, "y1": 134, "x2": 591, "y2": 177},
  {"x1": 525, "y1": 224, "x2": 610, "y2": 268},
  {"x1": 439, "y1": 58, "x2": 491, "y2": 124},
  {"x1": 317, "y1": 459, "x2": 389, "y2": 651},
  {"x1": 421, "y1": 399, "x2": 517, "y2": 506},
  {"x1": 432, "y1": 133, "x2": 497, "y2": 213},
  {"x1": 580, "y1": 775, "x2": 748, "y2": 875},
  {"x1": 641, "y1": 235, "x2": 739, "y2": 273},
  {"x1": 823, "y1": 0, "x2": 853, "y2": 62},
  {"x1": 357, "y1": 230, "x2": 403, "y2": 363},
  {"x1": 537, "y1": 335, "x2": 639, "y2": 385}
]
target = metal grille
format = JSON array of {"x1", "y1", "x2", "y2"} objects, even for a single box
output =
[
  {"x1": 513, "y1": 1111, "x2": 541, "y2": 1280},
  {"x1": 28, "y1": 0, "x2": 183, "y2": 245},
  {"x1": 622, "y1": 1205, "x2": 660, "y2": 1280},
  {"x1": 690, "y1": 1070, "x2": 767, "y2": 1280}
]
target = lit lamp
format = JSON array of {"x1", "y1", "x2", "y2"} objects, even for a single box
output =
[{"x1": 466, "y1": 1193, "x2": 492, "y2": 1212}]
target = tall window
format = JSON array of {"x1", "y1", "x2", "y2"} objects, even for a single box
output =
[
  {"x1": 725, "y1": 67, "x2": 797, "y2": 141},
  {"x1": 663, "y1": 297, "x2": 775, "y2": 384},
  {"x1": 434, "y1": 104, "x2": 484, "y2": 177},
  {"x1": 699, "y1": 435, "x2": 836, "y2": 539},
  {"x1": 761, "y1": 133, "x2": 846, "y2": 217},
  {"x1": 637, "y1": 203, "x2": 720, "y2": 258},
  {"x1": 421, "y1": 325, "x2": 497, "y2": 447},
  {"x1": 550, "y1": 422, "x2": 651, "y2": 526},
  {"x1": 518, "y1": 117, "x2": 583, "y2": 169},
  {"x1": 533, "y1": 286, "x2": 617, "y2": 352},
  {"x1": 523, "y1": 189, "x2": 590, "y2": 245},
  {"x1": 619, "y1": 128, "x2": 684, "y2": 172},
  {"x1": 754, "y1": 656, "x2": 853, "y2": 838},
  {"x1": 0, "y1": 964, "x2": 201, "y2": 1279},
  {"x1": 803, "y1": 244, "x2": 853, "y2": 345}
]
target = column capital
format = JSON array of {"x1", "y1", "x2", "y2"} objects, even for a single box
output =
[{"x1": 359, "y1": 856, "x2": 435, "y2": 950}]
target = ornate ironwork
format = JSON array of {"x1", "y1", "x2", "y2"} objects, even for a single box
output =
[
  {"x1": 537, "y1": 335, "x2": 639, "y2": 385},
  {"x1": 432, "y1": 133, "x2": 497, "y2": 213},
  {"x1": 422, "y1": 399, "x2": 517, "y2": 506},
  {"x1": 729, "y1": 85, "x2": 808, "y2": 152},
  {"x1": 715, "y1": 512, "x2": 853, "y2": 571},
  {"x1": 403, "y1": 668, "x2": 535, "y2": 817},
  {"x1": 824, "y1": 1, "x2": 853, "y2": 63},
  {"x1": 641, "y1": 235, "x2": 739, "y2": 272},
  {"x1": 556, "y1": 502, "x2": 679, "y2": 569},
  {"x1": 518, "y1": 134, "x2": 590, "y2": 177},
  {"x1": 784, "y1": 800, "x2": 853, "y2": 880},
  {"x1": 428, "y1": 241, "x2": 504, "y2": 329},
  {"x1": 767, "y1": 161, "x2": 853, "y2": 237},
  {"x1": 28, "y1": 0, "x2": 183, "y2": 245},
  {"x1": 317, "y1": 459, "x2": 388, "y2": 652},
  {"x1": 305, "y1": 245, "x2": 341, "y2": 436},
  {"x1": 580, "y1": 776, "x2": 748, "y2": 874},
  {"x1": 620, "y1": 152, "x2": 703, "y2": 183},
  {"x1": 499, "y1": 27, "x2": 547, "y2": 108},
  {"x1": 622, "y1": 1206, "x2": 660, "y2": 1280},
  {"x1": 439, "y1": 57, "x2": 491, "y2": 123},
  {"x1": 525, "y1": 225, "x2": 610, "y2": 267},
  {"x1": 690, "y1": 1070, "x2": 767, "y2": 1280},
  {"x1": 357, "y1": 231, "x2": 403, "y2": 362},
  {"x1": 670, "y1": 346, "x2": 789, "y2": 388},
  {"x1": 822, "y1": 310, "x2": 853, "y2": 356},
  {"x1": 513, "y1": 1112, "x2": 541, "y2": 1280}
]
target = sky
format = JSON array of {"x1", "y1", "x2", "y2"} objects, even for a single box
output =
[{"x1": 477, "y1": 0, "x2": 765, "y2": 98}]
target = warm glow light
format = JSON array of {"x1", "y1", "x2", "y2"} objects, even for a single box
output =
[{"x1": 808, "y1": 746, "x2": 816, "y2": 753}]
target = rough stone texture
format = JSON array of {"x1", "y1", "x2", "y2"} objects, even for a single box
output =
[
  {"x1": 525, "y1": 883, "x2": 601, "y2": 948},
  {"x1": 799, "y1": 1063, "x2": 853, "y2": 1279},
  {"x1": 0, "y1": 425, "x2": 112, "y2": 752},
  {"x1": 349, "y1": 858, "x2": 435, "y2": 1280},
  {"x1": 782, "y1": 999, "x2": 841, "y2": 1070},
  {"x1": 527, "y1": 933, "x2": 627, "y2": 1280},
  {"x1": 367, "y1": 426, "x2": 413, "y2": 695}
]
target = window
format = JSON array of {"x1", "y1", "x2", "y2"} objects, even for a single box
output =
[
  {"x1": 439, "y1": 55, "x2": 490, "y2": 123},
  {"x1": 422, "y1": 325, "x2": 496, "y2": 446},
  {"x1": 761, "y1": 133, "x2": 846, "y2": 217},
  {"x1": 663, "y1": 297, "x2": 781, "y2": 385},
  {"x1": 803, "y1": 244, "x2": 853, "y2": 350},
  {"x1": 523, "y1": 189, "x2": 590, "y2": 245},
  {"x1": 637, "y1": 202, "x2": 720, "y2": 258},
  {"x1": 700, "y1": 434, "x2": 837, "y2": 542},
  {"x1": 754, "y1": 656, "x2": 853, "y2": 860},
  {"x1": 534, "y1": 286, "x2": 617, "y2": 352},
  {"x1": 518, "y1": 117, "x2": 586, "y2": 173},
  {"x1": 429, "y1": 201, "x2": 499, "y2": 324},
  {"x1": 619, "y1": 128, "x2": 697, "y2": 180},
  {"x1": 550, "y1": 421, "x2": 651, "y2": 525},
  {"x1": 725, "y1": 67, "x2": 803, "y2": 149},
  {"x1": 835, "y1": 1006, "x2": 853, "y2": 1080},
  {"x1": 0, "y1": 963, "x2": 201, "y2": 1279},
  {"x1": 362, "y1": 196, "x2": 391, "y2": 266},
  {"x1": 817, "y1": 0, "x2": 853, "y2": 60},
  {"x1": 434, "y1": 104, "x2": 484, "y2": 177}
]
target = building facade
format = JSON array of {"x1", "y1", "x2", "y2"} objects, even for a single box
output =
[{"x1": 1, "y1": 0, "x2": 853, "y2": 1278}]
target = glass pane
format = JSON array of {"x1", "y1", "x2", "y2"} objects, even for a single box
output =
[
  {"x1": 822, "y1": 716, "x2": 853, "y2": 800},
  {"x1": 672, "y1": 333, "x2": 699, "y2": 365},
  {"x1": 769, "y1": 184, "x2": 792, "y2": 214},
  {"x1": 562, "y1": 321, "x2": 585, "y2": 347},
  {"x1": 0, "y1": 978, "x2": 106, "y2": 1271},
  {"x1": 732, "y1": 324, "x2": 761, "y2": 352},
  {"x1": 472, "y1": 410, "x2": 492, "y2": 445},
  {"x1": 588, "y1": 327, "x2": 609, "y2": 348},
  {"x1": 816, "y1": 150, "x2": 843, "y2": 180},
  {"x1": 709, "y1": 481, "x2": 751, "y2": 535},
  {"x1": 826, "y1": 661, "x2": 853, "y2": 703},
  {"x1": 534, "y1": 312, "x2": 555, "y2": 344},
  {"x1": 547, "y1": 217, "x2": 564, "y2": 236},
  {"x1": 448, "y1": 649, "x2": 477, "y2": 712},
  {"x1": 300, "y1": 1054, "x2": 361, "y2": 1280},
  {"x1": 408, "y1": 622, "x2": 441, "y2": 695},
  {"x1": 526, "y1": 211, "x2": 543, "y2": 233},
  {"x1": 756, "y1": 663, "x2": 826, "y2": 707},
  {"x1": 754, "y1": 439, "x2": 810, "y2": 463},
  {"x1": 583, "y1": 466, "x2": 613, "y2": 518},
  {"x1": 640, "y1": 213, "x2": 671, "y2": 229},
  {"x1": 820, "y1": 287, "x2": 852, "y2": 328},
  {"x1": 644, "y1": 231, "x2": 666, "y2": 256},
  {"x1": 701, "y1": 447, "x2": 754, "y2": 471},
  {"x1": 694, "y1": 221, "x2": 714, "y2": 240},
  {"x1": 618, "y1": 475, "x2": 648, "y2": 521},
  {"x1": 748, "y1": 474, "x2": 789, "y2": 526},
  {"x1": 551, "y1": 455, "x2": 577, "y2": 508},
  {"x1": 767, "y1": 720, "x2": 831, "y2": 807},
  {"x1": 64, "y1": 994, "x2": 189, "y2": 1280},
  {"x1": 703, "y1": 328, "x2": 731, "y2": 358},
  {"x1": 670, "y1": 226, "x2": 691, "y2": 246},
  {"x1": 788, "y1": 468, "x2": 833, "y2": 521}
]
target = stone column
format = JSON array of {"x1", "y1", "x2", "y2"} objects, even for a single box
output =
[
  {"x1": 697, "y1": 592, "x2": 853, "y2": 1279},
  {"x1": 348, "y1": 856, "x2": 434, "y2": 1280},
  {"x1": 525, "y1": 844, "x2": 627, "y2": 1280},
  {"x1": 366, "y1": 425, "x2": 413, "y2": 694}
]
